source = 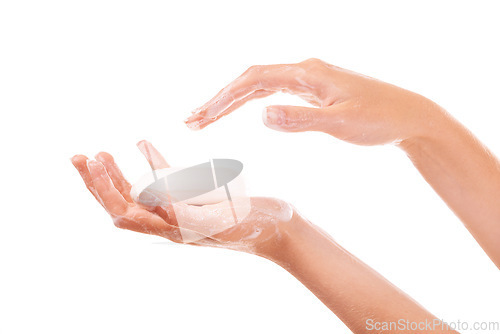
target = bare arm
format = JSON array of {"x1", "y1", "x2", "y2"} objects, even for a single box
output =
[
  {"x1": 72, "y1": 141, "x2": 458, "y2": 333},
  {"x1": 186, "y1": 58, "x2": 500, "y2": 268},
  {"x1": 399, "y1": 109, "x2": 500, "y2": 267},
  {"x1": 274, "y1": 213, "x2": 458, "y2": 333}
]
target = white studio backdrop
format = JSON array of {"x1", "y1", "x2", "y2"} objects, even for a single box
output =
[{"x1": 1, "y1": 1, "x2": 499, "y2": 333}]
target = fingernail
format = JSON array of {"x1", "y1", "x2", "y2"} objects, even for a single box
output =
[
  {"x1": 185, "y1": 108, "x2": 202, "y2": 122},
  {"x1": 184, "y1": 116, "x2": 200, "y2": 126},
  {"x1": 95, "y1": 152, "x2": 108, "y2": 161},
  {"x1": 263, "y1": 107, "x2": 284, "y2": 127},
  {"x1": 86, "y1": 160, "x2": 100, "y2": 170},
  {"x1": 185, "y1": 120, "x2": 202, "y2": 131}
]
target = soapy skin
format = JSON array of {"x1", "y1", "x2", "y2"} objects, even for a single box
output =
[
  {"x1": 71, "y1": 58, "x2": 500, "y2": 333},
  {"x1": 187, "y1": 58, "x2": 500, "y2": 269},
  {"x1": 72, "y1": 141, "x2": 294, "y2": 255},
  {"x1": 185, "y1": 58, "x2": 431, "y2": 146},
  {"x1": 73, "y1": 140, "x2": 458, "y2": 333}
]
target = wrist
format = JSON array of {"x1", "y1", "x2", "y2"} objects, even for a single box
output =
[
  {"x1": 397, "y1": 97, "x2": 450, "y2": 152},
  {"x1": 264, "y1": 211, "x2": 332, "y2": 268},
  {"x1": 255, "y1": 211, "x2": 308, "y2": 264}
]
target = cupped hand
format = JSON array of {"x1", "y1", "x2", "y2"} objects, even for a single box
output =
[
  {"x1": 185, "y1": 58, "x2": 443, "y2": 146},
  {"x1": 71, "y1": 140, "x2": 295, "y2": 257}
]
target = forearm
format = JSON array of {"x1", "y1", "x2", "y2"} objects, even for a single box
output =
[
  {"x1": 269, "y1": 215, "x2": 456, "y2": 334},
  {"x1": 399, "y1": 105, "x2": 500, "y2": 267}
]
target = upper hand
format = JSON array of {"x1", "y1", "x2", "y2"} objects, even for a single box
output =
[{"x1": 185, "y1": 58, "x2": 442, "y2": 146}]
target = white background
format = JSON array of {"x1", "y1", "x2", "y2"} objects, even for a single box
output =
[{"x1": 1, "y1": 1, "x2": 499, "y2": 333}]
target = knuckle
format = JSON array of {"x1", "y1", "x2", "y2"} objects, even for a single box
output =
[
  {"x1": 247, "y1": 64, "x2": 264, "y2": 74},
  {"x1": 112, "y1": 217, "x2": 123, "y2": 228},
  {"x1": 302, "y1": 58, "x2": 324, "y2": 67}
]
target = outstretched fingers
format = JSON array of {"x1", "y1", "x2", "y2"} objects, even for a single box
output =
[
  {"x1": 86, "y1": 160, "x2": 130, "y2": 217},
  {"x1": 262, "y1": 105, "x2": 330, "y2": 133},
  {"x1": 114, "y1": 207, "x2": 181, "y2": 241},
  {"x1": 185, "y1": 62, "x2": 319, "y2": 130},
  {"x1": 72, "y1": 153, "x2": 183, "y2": 241},
  {"x1": 137, "y1": 140, "x2": 170, "y2": 170},
  {"x1": 136, "y1": 140, "x2": 178, "y2": 226},
  {"x1": 188, "y1": 89, "x2": 274, "y2": 130},
  {"x1": 71, "y1": 155, "x2": 102, "y2": 205},
  {"x1": 95, "y1": 152, "x2": 133, "y2": 202}
]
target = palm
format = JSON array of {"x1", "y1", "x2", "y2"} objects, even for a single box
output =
[{"x1": 72, "y1": 141, "x2": 293, "y2": 254}]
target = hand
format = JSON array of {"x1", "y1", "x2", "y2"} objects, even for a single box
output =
[
  {"x1": 185, "y1": 58, "x2": 500, "y2": 267},
  {"x1": 185, "y1": 58, "x2": 443, "y2": 146},
  {"x1": 71, "y1": 140, "x2": 296, "y2": 258},
  {"x1": 72, "y1": 144, "x2": 462, "y2": 331}
]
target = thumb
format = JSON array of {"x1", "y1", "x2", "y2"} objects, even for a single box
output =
[{"x1": 262, "y1": 105, "x2": 327, "y2": 132}]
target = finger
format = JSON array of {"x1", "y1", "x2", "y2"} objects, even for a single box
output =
[
  {"x1": 137, "y1": 140, "x2": 170, "y2": 169},
  {"x1": 185, "y1": 62, "x2": 322, "y2": 129},
  {"x1": 71, "y1": 154, "x2": 102, "y2": 204},
  {"x1": 95, "y1": 152, "x2": 133, "y2": 202},
  {"x1": 141, "y1": 203, "x2": 178, "y2": 229},
  {"x1": 122, "y1": 204, "x2": 209, "y2": 244},
  {"x1": 186, "y1": 89, "x2": 273, "y2": 130},
  {"x1": 262, "y1": 105, "x2": 329, "y2": 133},
  {"x1": 113, "y1": 207, "x2": 183, "y2": 242},
  {"x1": 136, "y1": 140, "x2": 178, "y2": 226},
  {"x1": 87, "y1": 160, "x2": 130, "y2": 216}
]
